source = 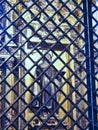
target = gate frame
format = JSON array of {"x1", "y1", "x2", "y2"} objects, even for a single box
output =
[{"x1": 83, "y1": 0, "x2": 97, "y2": 129}]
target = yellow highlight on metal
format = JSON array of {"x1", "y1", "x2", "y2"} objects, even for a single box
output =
[{"x1": 8, "y1": 0, "x2": 18, "y2": 4}]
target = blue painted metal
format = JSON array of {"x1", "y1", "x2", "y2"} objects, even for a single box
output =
[
  {"x1": 83, "y1": 0, "x2": 97, "y2": 130},
  {"x1": 0, "y1": 0, "x2": 98, "y2": 130}
]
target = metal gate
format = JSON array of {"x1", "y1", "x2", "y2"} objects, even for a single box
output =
[{"x1": 0, "y1": 0, "x2": 98, "y2": 130}]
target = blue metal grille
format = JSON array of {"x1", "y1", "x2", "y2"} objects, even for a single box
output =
[{"x1": 0, "y1": 0, "x2": 98, "y2": 130}]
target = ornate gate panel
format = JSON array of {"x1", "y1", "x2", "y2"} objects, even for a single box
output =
[{"x1": 0, "y1": 0, "x2": 98, "y2": 130}]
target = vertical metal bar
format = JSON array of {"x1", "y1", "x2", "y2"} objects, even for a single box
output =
[
  {"x1": 18, "y1": 66, "x2": 22, "y2": 130},
  {"x1": 18, "y1": 45, "x2": 23, "y2": 130},
  {"x1": 83, "y1": 0, "x2": 96, "y2": 130}
]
